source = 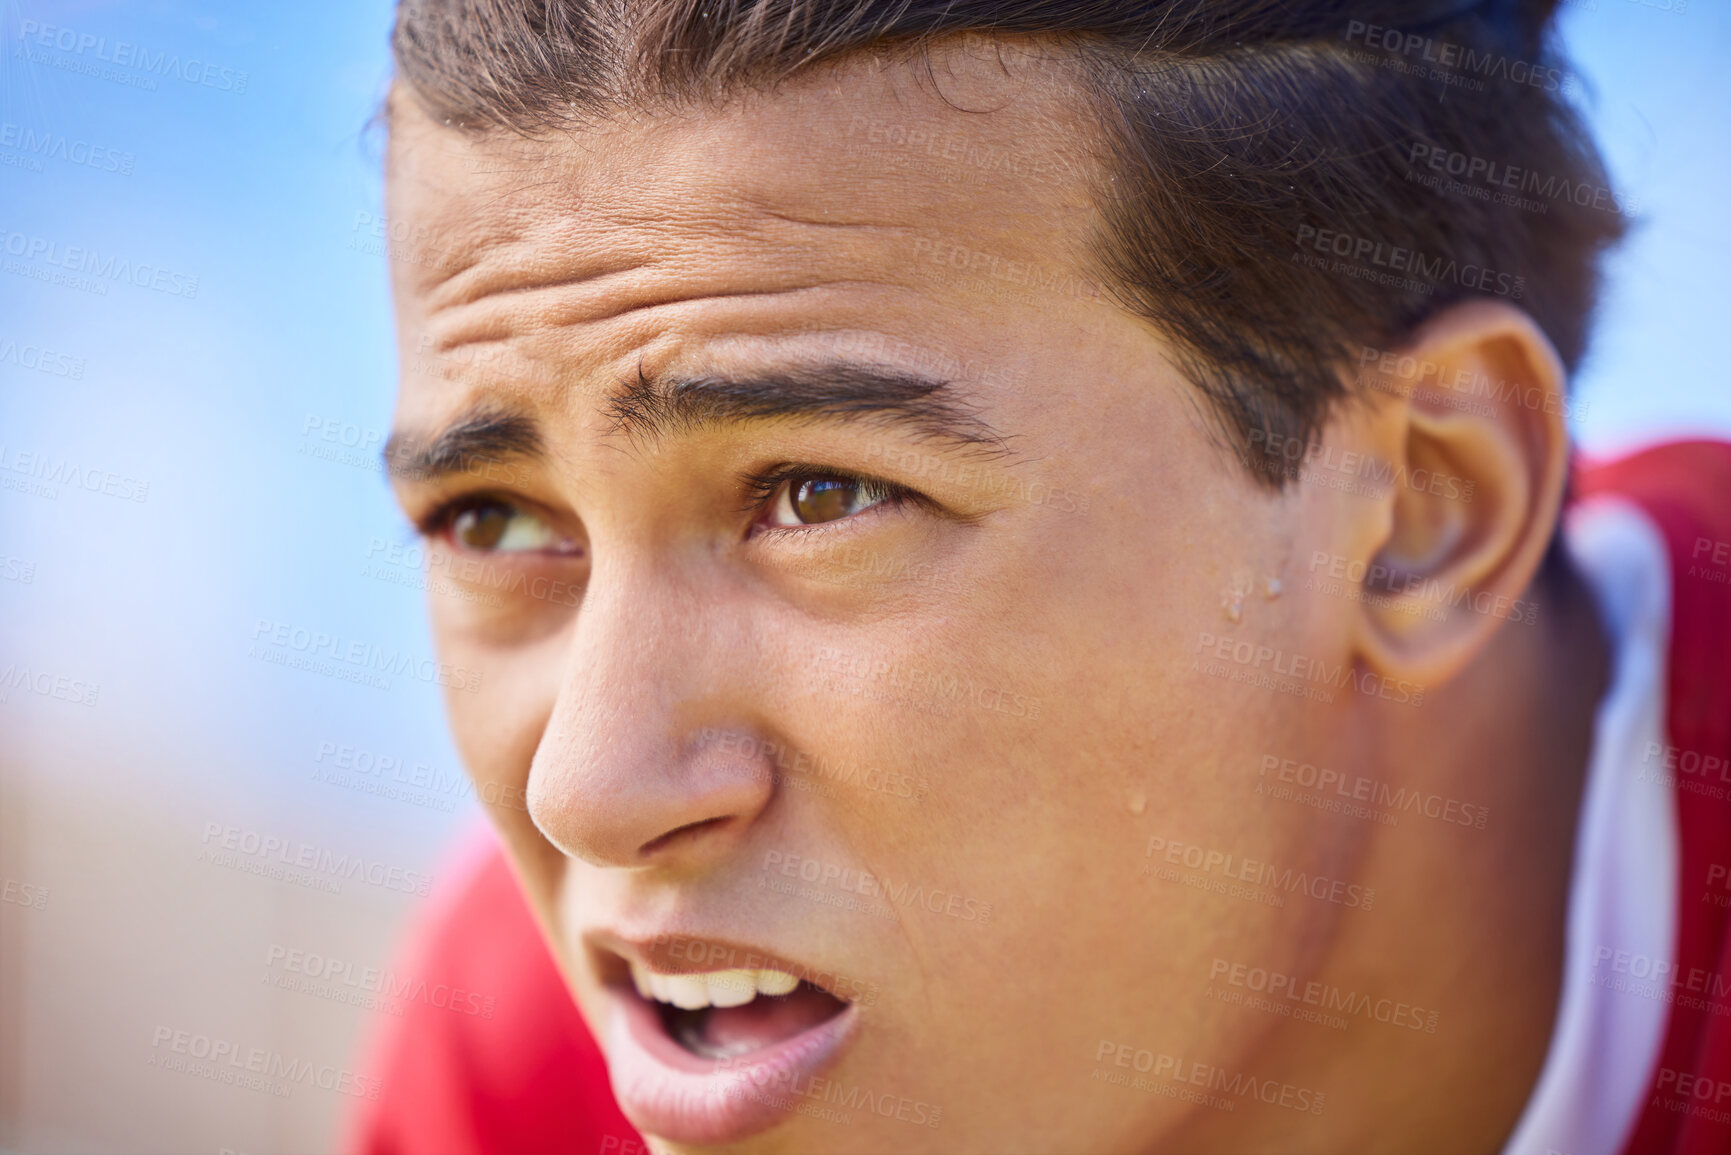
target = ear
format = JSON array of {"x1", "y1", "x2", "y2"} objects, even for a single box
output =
[{"x1": 1343, "y1": 300, "x2": 1571, "y2": 687}]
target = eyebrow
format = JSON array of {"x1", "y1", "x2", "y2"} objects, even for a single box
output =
[
  {"x1": 386, "y1": 361, "x2": 1012, "y2": 485},
  {"x1": 384, "y1": 409, "x2": 543, "y2": 483},
  {"x1": 604, "y1": 362, "x2": 1010, "y2": 456}
]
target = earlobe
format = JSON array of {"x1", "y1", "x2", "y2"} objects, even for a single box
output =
[{"x1": 1348, "y1": 301, "x2": 1571, "y2": 687}]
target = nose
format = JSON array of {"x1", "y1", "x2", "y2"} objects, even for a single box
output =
[{"x1": 525, "y1": 558, "x2": 776, "y2": 871}]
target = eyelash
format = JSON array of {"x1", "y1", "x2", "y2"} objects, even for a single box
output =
[
  {"x1": 411, "y1": 465, "x2": 925, "y2": 544},
  {"x1": 413, "y1": 492, "x2": 507, "y2": 540},
  {"x1": 739, "y1": 463, "x2": 922, "y2": 525}
]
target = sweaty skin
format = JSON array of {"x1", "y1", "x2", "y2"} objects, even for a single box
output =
[{"x1": 385, "y1": 40, "x2": 1607, "y2": 1155}]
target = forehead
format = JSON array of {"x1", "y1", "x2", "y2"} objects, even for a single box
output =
[{"x1": 383, "y1": 42, "x2": 1110, "y2": 423}]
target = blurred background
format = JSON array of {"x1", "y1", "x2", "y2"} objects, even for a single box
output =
[{"x1": 0, "y1": 0, "x2": 1726, "y2": 1151}]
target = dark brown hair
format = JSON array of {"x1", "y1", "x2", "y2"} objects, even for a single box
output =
[{"x1": 390, "y1": 0, "x2": 1625, "y2": 486}]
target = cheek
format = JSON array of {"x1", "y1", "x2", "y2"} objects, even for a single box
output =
[
  {"x1": 434, "y1": 610, "x2": 567, "y2": 846},
  {"x1": 898, "y1": 483, "x2": 1342, "y2": 973},
  {"x1": 421, "y1": 547, "x2": 589, "y2": 647}
]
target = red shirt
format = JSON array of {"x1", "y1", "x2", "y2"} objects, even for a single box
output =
[
  {"x1": 345, "y1": 832, "x2": 641, "y2": 1154},
  {"x1": 1580, "y1": 442, "x2": 1731, "y2": 1155},
  {"x1": 350, "y1": 441, "x2": 1731, "y2": 1155}
]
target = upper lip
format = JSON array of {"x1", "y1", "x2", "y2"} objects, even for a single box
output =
[{"x1": 584, "y1": 929, "x2": 855, "y2": 1002}]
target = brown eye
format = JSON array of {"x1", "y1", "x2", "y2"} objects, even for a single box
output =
[
  {"x1": 794, "y1": 477, "x2": 860, "y2": 523},
  {"x1": 766, "y1": 474, "x2": 898, "y2": 528},
  {"x1": 446, "y1": 499, "x2": 576, "y2": 554},
  {"x1": 452, "y1": 501, "x2": 511, "y2": 550}
]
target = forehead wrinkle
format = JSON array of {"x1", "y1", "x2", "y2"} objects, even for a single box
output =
[
  {"x1": 412, "y1": 205, "x2": 920, "y2": 359},
  {"x1": 420, "y1": 197, "x2": 928, "y2": 328},
  {"x1": 390, "y1": 56, "x2": 1108, "y2": 454},
  {"x1": 401, "y1": 127, "x2": 1021, "y2": 321},
  {"x1": 389, "y1": 48, "x2": 1102, "y2": 287},
  {"x1": 424, "y1": 278, "x2": 904, "y2": 367},
  {"x1": 407, "y1": 284, "x2": 953, "y2": 465}
]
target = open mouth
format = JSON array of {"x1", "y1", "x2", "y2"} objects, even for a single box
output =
[
  {"x1": 594, "y1": 940, "x2": 863, "y2": 1144},
  {"x1": 628, "y1": 961, "x2": 850, "y2": 1062}
]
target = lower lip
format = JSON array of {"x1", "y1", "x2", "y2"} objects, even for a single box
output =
[{"x1": 603, "y1": 984, "x2": 862, "y2": 1146}]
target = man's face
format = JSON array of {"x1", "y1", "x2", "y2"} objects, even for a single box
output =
[{"x1": 386, "y1": 42, "x2": 1367, "y2": 1154}]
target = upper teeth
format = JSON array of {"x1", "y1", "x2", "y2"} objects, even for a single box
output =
[{"x1": 628, "y1": 960, "x2": 801, "y2": 1010}]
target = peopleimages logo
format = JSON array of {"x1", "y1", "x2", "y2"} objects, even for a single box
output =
[
  {"x1": 1304, "y1": 551, "x2": 1537, "y2": 628},
  {"x1": 1206, "y1": 957, "x2": 1440, "y2": 1034},
  {"x1": 1355, "y1": 343, "x2": 1585, "y2": 421},
  {"x1": 1407, "y1": 141, "x2": 1637, "y2": 217},
  {"x1": 810, "y1": 645, "x2": 1044, "y2": 720},
  {"x1": 1293, "y1": 224, "x2": 1524, "y2": 300},
  {"x1": 1, "y1": 878, "x2": 49, "y2": 910},
  {"x1": 706, "y1": 1055, "x2": 946, "y2": 1129},
  {"x1": 17, "y1": 21, "x2": 249, "y2": 93},
  {"x1": 0, "y1": 123, "x2": 134, "y2": 175},
  {"x1": 312, "y1": 740, "x2": 528, "y2": 814},
  {"x1": 761, "y1": 850, "x2": 994, "y2": 924},
  {"x1": 0, "y1": 444, "x2": 148, "y2": 502},
  {"x1": 1341, "y1": 20, "x2": 1576, "y2": 96},
  {"x1": 1193, "y1": 631, "x2": 1426, "y2": 708},
  {"x1": 698, "y1": 728, "x2": 927, "y2": 803},
  {"x1": 1091, "y1": 1040, "x2": 1327, "y2": 1116},
  {"x1": 247, "y1": 618, "x2": 483, "y2": 694},
  {"x1": 650, "y1": 932, "x2": 881, "y2": 1006},
  {"x1": 264, "y1": 944, "x2": 497, "y2": 1019},
  {"x1": 1246, "y1": 429, "x2": 1477, "y2": 504},
  {"x1": 363, "y1": 538, "x2": 579, "y2": 608},
  {"x1": 0, "y1": 335, "x2": 85, "y2": 379},
  {"x1": 0, "y1": 664, "x2": 100, "y2": 707},
  {"x1": 1143, "y1": 835, "x2": 1375, "y2": 911},
  {"x1": 0, "y1": 227, "x2": 198, "y2": 297},
  {"x1": 1257, "y1": 753, "x2": 1491, "y2": 831},
  {"x1": 199, "y1": 822, "x2": 433, "y2": 897},
  {"x1": 148, "y1": 1027, "x2": 377, "y2": 1099}
]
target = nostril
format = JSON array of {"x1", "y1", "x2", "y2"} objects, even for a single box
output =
[{"x1": 638, "y1": 815, "x2": 732, "y2": 857}]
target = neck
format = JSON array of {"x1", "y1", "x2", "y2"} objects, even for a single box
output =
[
  {"x1": 1359, "y1": 553, "x2": 1611, "y2": 1150},
  {"x1": 1179, "y1": 552, "x2": 1613, "y2": 1153}
]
